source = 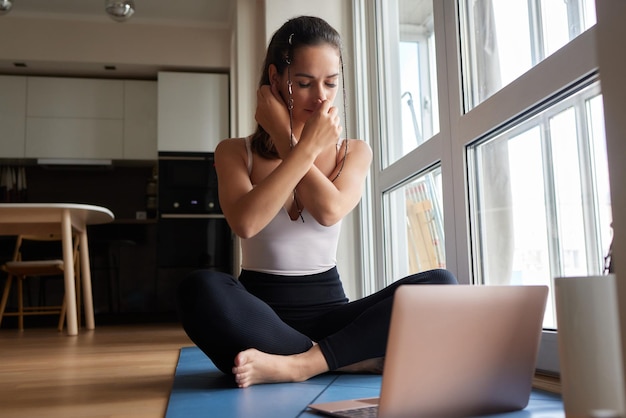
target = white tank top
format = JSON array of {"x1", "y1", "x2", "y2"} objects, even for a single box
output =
[{"x1": 240, "y1": 137, "x2": 342, "y2": 275}]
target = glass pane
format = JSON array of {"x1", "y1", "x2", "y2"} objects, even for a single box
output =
[
  {"x1": 386, "y1": 0, "x2": 439, "y2": 166},
  {"x1": 540, "y1": 0, "x2": 571, "y2": 57},
  {"x1": 383, "y1": 166, "x2": 445, "y2": 284},
  {"x1": 551, "y1": 108, "x2": 587, "y2": 276},
  {"x1": 587, "y1": 96, "x2": 613, "y2": 271},
  {"x1": 460, "y1": 0, "x2": 596, "y2": 109},
  {"x1": 469, "y1": 81, "x2": 610, "y2": 329}
]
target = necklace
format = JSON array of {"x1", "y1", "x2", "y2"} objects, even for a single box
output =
[{"x1": 332, "y1": 139, "x2": 348, "y2": 182}]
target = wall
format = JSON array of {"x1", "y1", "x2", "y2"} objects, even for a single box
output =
[
  {"x1": 0, "y1": 16, "x2": 230, "y2": 74},
  {"x1": 231, "y1": 0, "x2": 265, "y2": 138},
  {"x1": 24, "y1": 165, "x2": 155, "y2": 220},
  {"x1": 595, "y1": 0, "x2": 626, "y2": 403}
]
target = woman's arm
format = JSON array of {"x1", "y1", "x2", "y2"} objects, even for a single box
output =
[
  {"x1": 216, "y1": 85, "x2": 327, "y2": 238},
  {"x1": 255, "y1": 83, "x2": 372, "y2": 226},
  {"x1": 293, "y1": 138, "x2": 373, "y2": 226},
  {"x1": 218, "y1": 83, "x2": 368, "y2": 236},
  {"x1": 215, "y1": 134, "x2": 328, "y2": 239}
]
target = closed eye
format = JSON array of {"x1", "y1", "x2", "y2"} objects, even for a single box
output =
[
  {"x1": 297, "y1": 82, "x2": 337, "y2": 88},
  {"x1": 294, "y1": 72, "x2": 339, "y2": 89}
]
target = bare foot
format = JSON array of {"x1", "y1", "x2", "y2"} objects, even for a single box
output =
[
  {"x1": 336, "y1": 357, "x2": 384, "y2": 374},
  {"x1": 232, "y1": 344, "x2": 328, "y2": 388}
]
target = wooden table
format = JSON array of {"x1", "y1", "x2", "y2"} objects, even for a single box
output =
[{"x1": 0, "y1": 203, "x2": 114, "y2": 335}]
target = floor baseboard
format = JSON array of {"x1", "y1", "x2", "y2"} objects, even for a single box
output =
[{"x1": 533, "y1": 372, "x2": 561, "y2": 394}]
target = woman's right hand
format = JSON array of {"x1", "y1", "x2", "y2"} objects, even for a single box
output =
[{"x1": 255, "y1": 84, "x2": 293, "y2": 158}]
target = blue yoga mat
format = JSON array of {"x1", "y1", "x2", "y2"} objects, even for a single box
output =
[
  {"x1": 166, "y1": 346, "x2": 564, "y2": 418},
  {"x1": 165, "y1": 346, "x2": 372, "y2": 418}
]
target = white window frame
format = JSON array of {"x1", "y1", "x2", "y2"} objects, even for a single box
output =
[{"x1": 353, "y1": 0, "x2": 599, "y2": 374}]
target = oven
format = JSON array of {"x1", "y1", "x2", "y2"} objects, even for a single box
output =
[
  {"x1": 158, "y1": 152, "x2": 221, "y2": 214},
  {"x1": 157, "y1": 151, "x2": 232, "y2": 270},
  {"x1": 156, "y1": 152, "x2": 233, "y2": 312}
]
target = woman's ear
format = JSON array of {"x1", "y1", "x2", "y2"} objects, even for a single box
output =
[{"x1": 268, "y1": 64, "x2": 279, "y2": 86}]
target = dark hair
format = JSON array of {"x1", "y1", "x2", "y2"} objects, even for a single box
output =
[{"x1": 250, "y1": 16, "x2": 343, "y2": 159}]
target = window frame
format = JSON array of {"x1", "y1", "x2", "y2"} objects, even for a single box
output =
[{"x1": 353, "y1": 0, "x2": 600, "y2": 374}]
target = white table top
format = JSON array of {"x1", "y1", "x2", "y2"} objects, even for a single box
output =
[{"x1": 0, "y1": 203, "x2": 114, "y2": 227}]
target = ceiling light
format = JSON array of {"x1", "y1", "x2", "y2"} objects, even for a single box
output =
[
  {"x1": 0, "y1": 0, "x2": 13, "y2": 16},
  {"x1": 104, "y1": 0, "x2": 135, "y2": 22}
]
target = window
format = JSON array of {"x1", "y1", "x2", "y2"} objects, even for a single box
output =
[
  {"x1": 468, "y1": 80, "x2": 611, "y2": 329},
  {"x1": 459, "y1": 0, "x2": 596, "y2": 110},
  {"x1": 354, "y1": 0, "x2": 604, "y2": 374},
  {"x1": 383, "y1": 166, "x2": 445, "y2": 284},
  {"x1": 378, "y1": 0, "x2": 439, "y2": 167},
  {"x1": 358, "y1": 0, "x2": 444, "y2": 290}
]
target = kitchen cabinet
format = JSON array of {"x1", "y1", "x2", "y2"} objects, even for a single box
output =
[
  {"x1": 157, "y1": 72, "x2": 229, "y2": 153},
  {"x1": 26, "y1": 77, "x2": 124, "y2": 119},
  {"x1": 25, "y1": 77, "x2": 124, "y2": 159},
  {"x1": 26, "y1": 118, "x2": 124, "y2": 159},
  {"x1": 0, "y1": 76, "x2": 159, "y2": 161},
  {"x1": 0, "y1": 76, "x2": 27, "y2": 158},
  {"x1": 124, "y1": 80, "x2": 157, "y2": 160}
]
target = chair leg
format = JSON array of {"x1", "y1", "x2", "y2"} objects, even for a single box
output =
[
  {"x1": 75, "y1": 268, "x2": 81, "y2": 329},
  {"x1": 58, "y1": 294, "x2": 67, "y2": 332},
  {"x1": 58, "y1": 254, "x2": 80, "y2": 332},
  {"x1": 73, "y1": 240, "x2": 81, "y2": 329},
  {"x1": 17, "y1": 277, "x2": 24, "y2": 332},
  {"x1": 0, "y1": 275, "x2": 13, "y2": 328}
]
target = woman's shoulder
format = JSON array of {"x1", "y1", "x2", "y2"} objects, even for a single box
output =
[
  {"x1": 215, "y1": 137, "x2": 247, "y2": 155},
  {"x1": 215, "y1": 137, "x2": 250, "y2": 165},
  {"x1": 216, "y1": 137, "x2": 247, "y2": 149}
]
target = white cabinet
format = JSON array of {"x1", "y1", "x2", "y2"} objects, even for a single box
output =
[
  {"x1": 25, "y1": 119, "x2": 123, "y2": 159},
  {"x1": 0, "y1": 76, "x2": 27, "y2": 158},
  {"x1": 124, "y1": 80, "x2": 157, "y2": 160},
  {"x1": 158, "y1": 72, "x2": 229, "y2": 153},
  {"x1": 0, "y1": 76, "x2": 160, "y2": 161},
  {"x1": 26, "y1": 77, "x2": 124, "y2": 118},
  {"x1": 25, "y1": 77, "x2": 124, "y2": 159}
]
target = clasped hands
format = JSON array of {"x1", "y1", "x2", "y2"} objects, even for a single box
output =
[{"x1": 255, "y1": 84, "x2": 342, "y2": 159}]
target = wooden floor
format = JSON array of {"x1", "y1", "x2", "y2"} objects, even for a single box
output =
[{"x1": 0, "y1": 322, "x2": 192, "y2": 418}]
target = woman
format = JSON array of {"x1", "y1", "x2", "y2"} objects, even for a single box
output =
[{"x1": 177, "y1": 15, "x2": 457, "y2": 389}]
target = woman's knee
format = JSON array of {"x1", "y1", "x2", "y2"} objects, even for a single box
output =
[
  {"x1": 177, "y1": 270, "x2": 236, "y2": 311},
  {"x1": 401, "y1": 268, "x2": 458, "y2": 285},
  {"x1": 431, "y1": 268, "x2": 458, "y2": 285}
]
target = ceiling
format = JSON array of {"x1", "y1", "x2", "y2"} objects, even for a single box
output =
[
  {"x1": 0, "y1": 0, "x2": 234, "y2": 78},
  {"x1": 3, "y1": 0, "x2": 232, "y2": 26}
]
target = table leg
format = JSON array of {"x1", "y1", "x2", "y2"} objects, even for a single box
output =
[
  {"x1": 61, "y1": 210, "x2": 78, "y2": 336},
  {"x1": 79, "y1": 228, "x2": 95, "y2": 330}
]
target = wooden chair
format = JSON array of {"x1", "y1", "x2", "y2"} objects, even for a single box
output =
[{"x1": 0, "y1": 234, "x2": 80, "y2": 331}]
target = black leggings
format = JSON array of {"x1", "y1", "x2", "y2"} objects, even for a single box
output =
[{"x1": 176, "y1": 267, "x2": 457, "y2": 374}]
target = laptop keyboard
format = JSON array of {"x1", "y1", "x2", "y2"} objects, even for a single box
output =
[{"x1": 333, "y1": 406, "x2": 379, "y2": 418}]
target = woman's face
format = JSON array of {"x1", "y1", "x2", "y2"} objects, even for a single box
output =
[{"x1": 271, "y1": 44, "x2": 341, "y2": 127}]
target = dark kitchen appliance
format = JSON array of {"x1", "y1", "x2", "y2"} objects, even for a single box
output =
[
  {"x1": 156, "y1": 152, "x2": 233, "y2": 312},
  {"x1": 158, "y1": 152, "x2": 221, "y2": 214}
]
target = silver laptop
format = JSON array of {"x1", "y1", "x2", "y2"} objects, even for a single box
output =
[{"x1": 308, "y1": 284, "x2": 548, "y2": 418}]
